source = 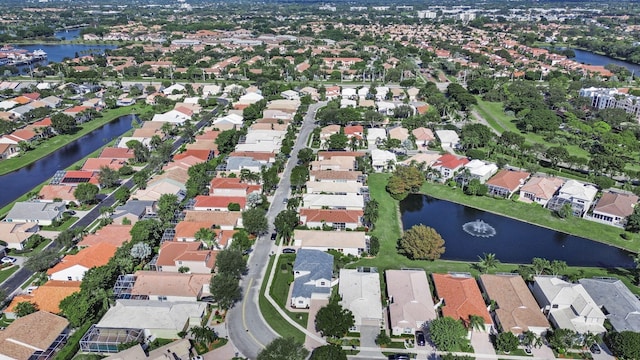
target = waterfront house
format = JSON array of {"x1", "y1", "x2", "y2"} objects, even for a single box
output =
[
  {"x1": 37, "y1": 185, "x2": 77, "y2": 204},
  {"x1": 290, "y1": 249, "x2": 334, "y2": 309},
  {"x1": 0, "y1": 311, "x2": 69, "y2": 360},
  {"x1": 5, "y1": 280, "x2": 81, "y2": 319},
  {"x1": 47, "y1": 243, "x2": 117, "y2": 281},
  {"x1": 431, "y1": 154, "x2": 469, "y2": 181},
  {"x1": 339, "y1": 268, "x2": 383, "y2": 332},
  {"x1": 153, "y1": 241, "x2": 217, "y2": 273},
  {"x1": 479, "y1": 274, "x2": 550, "y2": 335},
  {"x1": 293, "y1": 229, "x2": 367, "y2": 256},
  {"x1": 432, "y1": 273, "x2": 493, "y2": 331},
  {"x1": 519, "y1": 176, "x2": 565, "y2": 206},
  {"x1": 547, "y1": 180, "x2": 598, "y2": 217},
  {"x1": 0, "y1": 222, "x2": 39, "y2": 250},
  {"x1": 5, "y1": 201, "x2": 65, "y2": 226},
  {"x1": 455, "y1": 159, "x2": 498, "y2": 186},
  {"x1": 530, "y1": 276, "x2": 606, "y2": 334},
  {"x1": 102, "y1": 339, "x2": 191, "y2": 360},
  {"x1": 590, "y1": 191, "x2": 638, "y2": 227},
  {"x1": 371, "y1": 149, "x2": 397, "y2": 173},
  {"x1": 0, "y1": 142, "x2": 18, "y2": 159},
  {"x1": 579, "y1": 278, "x2": 640, "y2": 333},
  {"x1": 386, "y1": 269, "x2": 437, "y2": 336},
  {"x1": 486, "y1": 169, "x2": 530, "y2": 198}
]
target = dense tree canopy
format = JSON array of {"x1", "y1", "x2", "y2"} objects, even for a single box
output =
[
  {"x1": 314, "y1": 302, "x2": 354, "y2": 339},
  {"x1": 399, "y1": 224, "x2": 445, "y2": 260},
  {"x1": 429, "y1": 317, "x2": 468, "y2": 351},
  {"x1": 258, "y1": 337, "x2": 309, "y2": 360}
]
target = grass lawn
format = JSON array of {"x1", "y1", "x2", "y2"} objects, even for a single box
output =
[
  {"x1": 420, "y1": 181, "x2": 640, "y2": 252},
  {"x1": 0, "y1": 314, "x2": 14, "y2": 327},
  {"x1": 351, "y1": 174, "x2": 640, "y2": 295},
  {"x1": 42, "y1": 217, "x2": 78, "y2": 231},
  {"x1": 20, "y1": 239, "x2": 53, "y2": 257},
  {"x1": 258, "y1": 256, "x2": 306, "y2": 343},
  {"x1": 0, "y1": 104, "x2": 149, "y2": 176},
  {"x1": 474, "y1": 98, "x2": 590, "y2": 159},
  {"x1": 0, "y1": 265, "x2": 19, "y2": 283}
]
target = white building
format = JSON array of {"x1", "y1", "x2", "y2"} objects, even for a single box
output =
[
  {"x1": 293, "y1": 230, "x2": 368, "y2": 257},
  {"x1": 302, "y1": 193, "x2": 365, "y2": 210},
  {"x1": 370, "y1": 149, "x2": 397, "y2": 173},
  {"x1": 339, "y1": 268, "x2": 384, "y2": 332}
]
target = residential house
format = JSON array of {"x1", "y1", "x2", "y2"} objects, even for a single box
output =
[
  {"x1": 301, "y1": 193, "x2": 364, "y2": 210},
  {"x1": 183, "y1": 210, "x2": 242, "y2": 230},
  {"x1": 153, "y1": 241, "x2": 216, "y2": 273},
  {"x1": 385, "y1": 269, "x2": 437, "y2": 336},
  {"x1": 77, "y1": 224, "x2": 133, "y2": 248},
  {"x1": 60, "y1": 170, "x2": 99, "y2": 186},
  {"x1": 530, "y1": 276, "x2": 606, "y2": 334},
  {"x1": 388, "y1": 127, "x2": 410, "y2": 143},
  {"x1": 479, "y1": 274, "x2": 550, "y2": 335},
  {"x1": 486, "y1": 170, "x2": 530, "y2": 198},
  {"x1": 310, "y1": 156, "x2": 357, "y2": 172},
  {"x1": 412, "y1": 127, "x2": 435, "y2": 149},
  {"x1": 210, "y1": 177, "x2": 262, "y2": 197},
  {"x1": 370, "y1": 149, "x2": 397, "y2": 173},
  {"x1": 290, "y1": 249, "x2": 334, "y2": 309},
  {"x1": 5, "y1": 201, "x2": 65, "y2": 226},
  {"x1": 579, "y1": 278, "x2": 640, "y2": 333},
  {"x1": 151, "y1": 109, "x2": 191, "y2": 124},
  {"x1": 193, "y1": 195, "x2": 247, "y2": 211},
  {"x1": 38, "y1": 185, "x2": 77, "y2": 204},
  {"x1": 435, "y1": 130, "x2": 460, "y2": 149},
  {"x1": 133, "y1": 178, "x2": 186, "y2": 202},
  {"x1": 366, "y1": 128, "x2": 387, "y2": 146},
  {"x1": 305, "y1": 181, "x2": 364, "y2": 195},
  {"x1": 5, "y1": 281, "x2": 81, "y2": 319},
  {"x1": 213, "y1": 113, "x2": 244, "y2": 130},
  {"x1": 432, "y1": 273, "x2": 493, "y2": 331},
  {"x1": 344, "y1": 125, "x2": 364, "y2": 140},
  {"x1": 309, "y1": 170, "x2": 363, "y2": 183},
  {"x1": 81, "y1": 158, "x2": 126, "y2": 172},
  {"x1": 128, "y1": 271, "x2": 212, "y2": 302},
  {"x1": 294, "y1": 229, "x2": 367, "y2": 256},
  {"x1": 548, "y1": 180, "x2": 598, "y2": 217},
  {"x1": 103, "y1": 339, "x2": 191, "y2": 360},
  {"x1": 174, "y1": 221, "x2": 216, "y2": 242},
  {"x1": 519, "y1": 176, "x2": 565, "y2": 206},
  {"x1": 316, "y1": 151, "x2": 365, "y2": 161},
  {"x1": 81, "y1": 300, "x2": 206, "y2": 352},
  {"x1": 339, "y1": 268, "x2": 384, "y2": 332},
  {"x1": 455, "y1": 159, "x2": 498, "y2": 186},
  {"x1": 111, "y1": 200, "x2": 157, "y2": 225},
  {"x1": 431, "y1": 154, "x2": 470, "y2": 181},
  {"x1": 0, "y1": 142, "x2": 18, "y2": 159},
  {"x1": 281, "y1": 90, "x2": 300, "y2": 100},
  {"x1": 173, "y1": 149, "x2": 214, "y2": 163},
  {"x1": 299, "y1": 209, "x2": 363, "y2": 230},
  {"x1": 320, "y1": 125, "x2": 341, "y2": 143},
  {"x1": 47, "y1": 243, "x2": 118, "y2": 281},
  {"x1": 591, "y1": 191, "x2": 639, "y2": 227},
  {"x1": 0, "y1": 311, "x2": 69, "y2": 360},
  {"x1": 0, "y1": 222, "x2": 39, "y2": 250}
]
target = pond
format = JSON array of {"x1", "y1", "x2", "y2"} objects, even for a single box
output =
[{"x1": 399, "y1": 194, "x2": 635, "y2": 268}]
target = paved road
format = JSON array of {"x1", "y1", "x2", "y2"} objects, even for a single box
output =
[{"x1": 227, "y1": 101, "x2": 327, "y2": 359}]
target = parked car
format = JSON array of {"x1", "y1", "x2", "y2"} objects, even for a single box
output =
[
  {"x1": 270, "y1": 233, "x2": 277, "y2": 240},
  {"x1": 590, "y1": 344, "x2": 601, "y2": 354},
  {"x1": 1, "y1": 256, "x2": 17, "y2": 264},
  {"x1": 524, "y1": 346, "x2": 532, "y2": 355},
  {"x1": 388, "y1": 354, "x2": 409, "y2": 360},
  {"x1": 65, "y1": 210, "x2": 77, "y2": 216},
  {"x1": 283, "y1": 197, "x2": 288, "y2": 204},
  {"x1": 282, "y1": 248, "x2": 296, "y2": 254},
  {"x1": 415, "y1": 330, "x2": 426, "y2": 346}
]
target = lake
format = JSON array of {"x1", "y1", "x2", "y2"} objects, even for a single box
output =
[
  {"x1": 0, "y1": 115, "x2": 135, "y2": 209},
  {"x1": 399, "y1": 194, "x2": 635, "y2": 268},
  {"x1": 569, "y1": 48, "x2": 640, "y2": 75},
  {"x1": 18, "y1": 44, "x2": 117, "y2": 64}
]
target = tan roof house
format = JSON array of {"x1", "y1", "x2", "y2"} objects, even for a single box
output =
[
  {"x1": 388, "y1": 126, "x2": 409, "y2": 142},
  {"x1": 309, "y1": 170, "x2": 362, "y2": 183},
  {"x1": 130, "y1": 270, "x2": 212, "y2": 301},
  {"x1": 183, "y1": 210, "x2": 242, "y2": 230},
  {"x1": 154, "y1": 241, "x2": 217, "y2": 273},
  {"x1": 78, "y1": 224, "x2": 133, "y2": 248},
  {"x1": 592, "y1": 191, "x2": 639, "y2": 227},
  {"x1": 0, "y1": 311, "x2": 69, "y2": 360},
  {"x1": 412, "y1": 127, "x2": 435, "y2": 149},
  {"x1": 386, "y1": 270, "x2": 437, "y2": 336},
  {"x1": 38, "y1": 184, "x2": 77, "y2": 204},
  {"x1": 479, "y1": 274, "x2": 550, "y2": 335},
  {"x1": 0, "y1": 222, "x2": 39, "y2": 250},
  {"x1": 519, "y1": 176, "x2": 565, "y2": 206},
  {"x1": 293, "y1": 229, "x2": 367, "y2": 257}
]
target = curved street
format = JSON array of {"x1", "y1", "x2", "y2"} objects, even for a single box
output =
[{"x1": 227, "y1": 101, "x2": 327, "y2": 359}]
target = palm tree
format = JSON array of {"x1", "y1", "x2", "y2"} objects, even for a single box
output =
[
  {"x1": 189, "y1": 325, "x2": 218, "y2": 345},
  {"x1": 582, "y1": 332, "x2": 601, "y2": 348},
  {"x1": 477, "y1": 253, "x2": 500, "y2": 273},
  {"x1": 468, "y1": 315, "x2": 485, "y2": 331}
]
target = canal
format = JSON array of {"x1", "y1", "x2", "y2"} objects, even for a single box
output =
[
  {"x1": 400, "y1": 194, "x2": 635, "y2": 268},
  {"x1": 0, "y1": 115, "x2": 134, "y2": 209}
]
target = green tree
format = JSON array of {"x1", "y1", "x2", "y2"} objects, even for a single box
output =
[
  {"x1": 464, "y1": 178, "x2": 488, "y2": 196},
  {"x1": 548, "y1": 328, "x2": 578, "y2": 352},
  {"x1": 242, "y1": 207, "x2": 269, "y2": 235},
  {"x1": 477, "y1": 253, "x2": 500, "y2": 273},
  {"x1": 327, "y1": 132, "x2": 348, "y2": 150},
  {"x1": 209, "y1": 273, "x2": 242, "y2": 310},
  {"x1": 130, "y1": 242, "x2": 152, "y2": 260},
  {"x1": 399, "y1": 224, "x2": 445, "y2": 260},
  {"x1": 531, "y1": 257, "x2": 550, "y2": 275},
  {"x1": 24, "y1": 248, "x2": 59, "y2": 272},
  {"x1": 386, "y1": 165, "x2": 424, "y2": 199},
  {"x1": 258, "y1": 337, "x2": 309, "y2": 360},
  {"x1": 114, "y1": 186, "x2": 131, "y2": 204},
  {"x1": 549, "y1": 260, "x2": 567, "y2": 276},
  {"x1": 157, "y1": 193, "x2": 180, "y2": 224},
  {"x1": 98, "y1": 166, "x2": 119, "y2": 189},
  {"x1": 363, "y1": 199, "x2": 379, "y2": 226},
  {"x1": 50, "y1": 112, "x2": 76, "y2": 134},
  {"x1": 468, "y1": 315, "x2": 485, "y2": 331},
  {"x1": 195, "y1": 227, "x2": 216, "y2": 247},
  {"x1": 310, "y1": 345, "x2": 347, "y2": 360},
  {"x1": 369, "y1": 235, "x2": 380, "y2": 256},
  {"x1": 429, "y1": 317, "x2": 468, "y2": 352},
  {"x1": 133, "y1": 170, "x2": 149, "y2": 189},
  {"x1": 189, "y1": 325, "x2": 218, "y2": 346},
  {"x1": 556, "y1": 203, "x2": 573, "y2": 219},
  {"x1": 315, "y1": 302, "x2": 355, "y2": 339},
  {"x1": 73, "y1": 183, "x2": 99, "y2": 205},
  {"x1": 608, "y1": 331, "x2": 640, "y2": 360},
  {"x1": 290, "y1": 165, "x2": 309, "y2": 192},
  {"x1": 230, "y1": 230, "x2": 252, "y2": 252},
  {"x1": 15, "y1": 301, "x2": 38, "y2": 317},
  {"x1": 215, "y1": 248, "x2": 247, "y2": 279},
  {"x1": 460, "y1": 124, "x2": 494, "y2": 150},
  {"x1": 545, "y1": 146, "x2": 569, "y2": 169},
  {"x1": 129, "y1": 219, "x2": 164, "y2": 247},
  {"x1": 298, "y1": 148, "x2": 315, "y2": 164},
  {"x1": 625, "y1": 206, "x2": 640, "y2": 233},
  {"x1": 215, "y1": 129, "x2": 239, "y2": 154},
  {"x1": 496, "y1": 332, "x2": 519, "y2": 353},
  {"x1": 274, "y1": 210, "x2": 299, "y2": 244}
]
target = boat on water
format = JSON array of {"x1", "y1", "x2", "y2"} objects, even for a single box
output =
[{"x1": 0, "y1": 45, "x2": 47, "y2": 66}]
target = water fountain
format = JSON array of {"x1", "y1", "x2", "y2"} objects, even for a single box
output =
[{"x1": 462, "y1": 219, "x2": 496, "y2": 238}]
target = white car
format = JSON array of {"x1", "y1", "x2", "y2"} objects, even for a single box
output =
[{"x1": 1, "y1": 256, "x2": 17, "y2": 264}]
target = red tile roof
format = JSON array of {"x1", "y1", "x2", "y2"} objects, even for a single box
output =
[
  {"x1": 299, "y1": 209, "x2": 363, "y2": 224},
  {"x1": 173, "y1": 149, "x2": 212, "y2": 162},
  {"x1": 194, "y1": 195, "x2": 247, "y2": 209},
  {"x1": 432, "y1": 273, "x2": 492, "y2": 326},
  {"x1": 47, "y1": 243, "x2": 117, "y2": 275},
  {"x1": 486, "y1": 169, "x2": 530, "y2": 192},
  {"x1": 32, "y1": 117, "x2": 52, "y2": 127},
  {"x1": 77, "y1": 224, "x2": 133, "y2": 248},
  {"x1": 81, "y1": 158, "x2": 125, "y2": 172},
  {"x1": 99, "y1": 147, "x2": 135, "y2": 159},
  {"x1": 174, "y1": 221, "x2": 215, "y2": 239},
  {"x1": 433, "y1": 154, "x2": 469, "y2": 170}
]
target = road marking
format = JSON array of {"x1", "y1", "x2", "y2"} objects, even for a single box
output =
[{"x1": 242, "y1": 278, "x2": 266, "y2": 349}]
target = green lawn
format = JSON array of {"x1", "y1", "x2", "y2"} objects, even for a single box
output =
[
  {"x1": 0, "y1": 104, "x2": 149, "y2": 176},
  {"x1": 258, "y1": 256, "x2": 306, "y2": 343},
  {"x1": 0, "y1": 265, "x2": 19, "y2": 283},
  {"x1": 474, "y1": 98, "x2": 590, "y2": 159},
  {"x1": 42, "y1": 217, "x2": 78, "y2": 231}
]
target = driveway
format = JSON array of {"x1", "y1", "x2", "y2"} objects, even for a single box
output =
[
  {"x1": 470, "y1": 330, "x2": 496, "y2": 356},
  {"x1": 359, "y1": 325, "x2": 384, "y2": 359},
  {"x1": 592, "y1": 342, "x2": 615, "y2": 360},
  {"x1": 304, "y1": 299, "x2": 329, "y2": 350},
  {"x1": 530, "y1": 344, "x2": 556, "y2": 359}
]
